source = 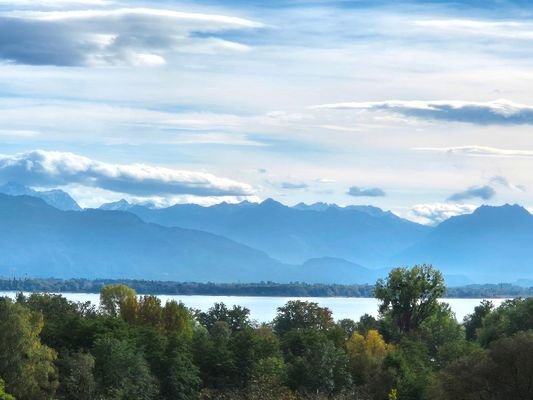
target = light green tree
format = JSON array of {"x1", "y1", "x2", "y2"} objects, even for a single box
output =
[
  {"x1": 0, "y1": 298, "x2": 58, "y2": 400},
  {"x1": 375, "y1": 265, "x2": 445, "y2": 333},
  {"x1": 0, "y1": 379, "x2": 15, "y2": 400},
  {"x1": 100, "y1": 285, "x2": 137, "y2": 317}
]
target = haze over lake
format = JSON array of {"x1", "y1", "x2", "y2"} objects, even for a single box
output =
[{"x1": 0, "y1": 292, "x2": 507, "y2": 323}]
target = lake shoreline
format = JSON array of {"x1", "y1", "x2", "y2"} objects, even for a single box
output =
[{"x1": 0, "y1": 277, "x2": 531, "y2": 298}]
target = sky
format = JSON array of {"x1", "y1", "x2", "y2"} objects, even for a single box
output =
[{"x1": 1, "y1": 0, "x2": 533, "y2": 224}]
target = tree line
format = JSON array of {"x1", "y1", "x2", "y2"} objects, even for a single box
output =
[
  {"x1": 0, "y1": 277, "x2": 531, "y2": 298},
  {"x1": 0, "y1": 264, "x2": 531, "y2": 400}
]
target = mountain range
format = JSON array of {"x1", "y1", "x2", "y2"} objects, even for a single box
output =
[{"x1": 0, "y1": 184, "x2": 531, "y2": 285}]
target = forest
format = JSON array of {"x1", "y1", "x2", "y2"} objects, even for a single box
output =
[
  {"x1": 0, "y1": 265, "x2": 531, "y2": 400},
  {"x1": 1, "y1": 277, "x2": 531, "y2": 298}
]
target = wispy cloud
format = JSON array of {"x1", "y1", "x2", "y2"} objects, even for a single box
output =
[
  {"x1": 0, "y1": 7, "x2": 263, "y2": 66},
  {"x1": 313, "y1": 99, "x2": 533, "y2": 125},
  {"x1": 447, "y1": 185, "x2": 495, "y2": 201},
  {"x1": 413, "y1": 145, "x2": 533, "y2": 158},
  {"x1": 0, "y1": 150, "x2": 254, "y2": 196},
  {"x1": 0, "y1": 0, "x2": 112, "y2": 5},
  {"x1": 281, "y1": 182, "x2": 308, "y2": 190},
  {"x1": 490, "y1": 175, "x2": 526, "y2": 192},
  {"x1": 347, "y1": 186, "x2": 386, "y2": 197},
  {"x1": 414, "y1": 19, "x2": 533, "y2": 40}
]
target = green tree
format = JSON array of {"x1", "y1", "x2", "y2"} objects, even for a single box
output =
[
  {"x1": 193, "y1": 322, "x2": 237, "y2": 390},
  {"x1": 138, "y1": 295, "x2": 162, "y2": 328},
  {"x1": 159, "y1": 335, "x2": 201, "y2": 400},
  {"x1": 345, "y1": 329, "x2": 391, "y2": 386},
  {"x1": 418, "y1": 303, "x2": 472, "y2": 367},
  {"x1": 198, "y1": 303, "x2": 252, "y2": 332},
  {"x1": 432, "y1": 331, "x2": 533, "y2": 400},
  {"x1": 162, "y1": 300, "x2": 194, "y2": 337},
  {"x1": 0, "y1": 298, "x2": 58, "y2": 400},
  {"x1": 463, "y1": 300, "x2": 493, "y2": 341},
  {"x1": 18, "y1": 293, "x2": 96, "y2": 351},
  {"x1": 476, "y1": 298, "x2": 533, "y2": 347},
  {"x1": 56, "y1": 351, "x2": 96, "y2": 400},
  {"x1": 383, "y1": 338, "x2": 433, "y2": 400},
  {"x1": 375, "y1": 265, "x2": 445, "y2": 334},
  {"x1": 92, "y1": 336, "x2": 158, "y2": 400},
  {"x1": 0, "y1": 379, "x2": 15, "y2": 400},
  {"x1": 281, "y1": 329, "x2": 351, "y2": 395},
  {"x1": 274, "y1": 300, "x2": 334, "y2": 336},
  {"x1": 100, "y1": 285, "x2": 137, "y2": 317}
]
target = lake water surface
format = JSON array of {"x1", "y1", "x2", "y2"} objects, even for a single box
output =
[{"x1": 0, "y1": 292, "x2": 509, "y2": 322}]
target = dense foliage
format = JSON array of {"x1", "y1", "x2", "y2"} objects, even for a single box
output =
[
  {"x1": 0, "y1": 277, "x2": 531, "y2": 298},
  {"x1": 0, "y1": 265, "x2": 531, "y2": 400}
]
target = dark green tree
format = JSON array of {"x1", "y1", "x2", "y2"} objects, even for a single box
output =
[
  {"x1": 92, "y1": 336, "x2": 158, "y2": 400},
  {"x1": 273, "y1": 300, "x2": 334, "y2": 336},
  {"x1": 281, "y1": 329, "x2": 351, "y2": 395},
  {"x1": 198, "y1": 303, "x2": 252, "y2": 332},
  {"x1": 432, "y1": 331, "x2": 533, "y2": 400},
  {"x1": 476, "y1": 298, "x2": 533, "y2": 347},
  {"x1": 463, "y1": 300, "x2": 494, "y2": 341},
  {"x1": 56, "y1": 351, "x2": 96, "y2": 400}
]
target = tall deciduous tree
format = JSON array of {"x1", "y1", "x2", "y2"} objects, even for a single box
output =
[
  {"x1": 100, "y1": 285, "x2": 137, "y2": 317},
  {"x1": 273, "y1": 300, "x2": 334, "y2": 336},
  {"x1": 0, "y1": 298, "x2": 58, "y2": 400},
  {"x1": 375, "y1": 265, "x2": 445, "y2": 334}
]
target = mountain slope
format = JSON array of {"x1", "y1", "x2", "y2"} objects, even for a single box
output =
[
  {"x1": 0, "y1": 194, "x2": 292, "y2": 282},
  {"x1": 0, "y1": 194, "x2": 384, "y2": 283},
  {"x1": 127, "y1": 199, "x2": 431, "y2": 267},
  {"x1": 396, "y1": 204, "x2": 533, "y2": 282}
]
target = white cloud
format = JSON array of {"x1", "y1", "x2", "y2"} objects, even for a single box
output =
[
  {"x1": 407, "y1": 203, "x2": 478, "y2": 225},
  {"x1": 0, "y1": 150, "x2": 254, "y2": 196},
  {"x1": 312, "y1": 99, "x2": 533, "y2": 125},
  {"x1": 413, "y1": 145, "x2": 533, "y2": 158},
  {"x1": 0, "y1": 129, "x2": 40, "y2": 137},
  {"x1": 0, "y1": 7, "x2": 264, "y2": 66},
  {"x1": 10, "y1": 8, "x2": 263, "y2": 28},
  {"x1": 64, "y1": 183, "x2": 261, "y2": 208}
]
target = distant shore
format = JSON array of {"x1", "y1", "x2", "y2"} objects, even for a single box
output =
[{"x1": 0, "y1": 277, "x2": 530, "y2": 298}]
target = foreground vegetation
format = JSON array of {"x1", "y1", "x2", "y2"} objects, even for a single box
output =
[
  {"x1": 1, "y1": 277, "x2": 531, "y2": 298},
  {"x1": 0, "y1": 265, "x2": 532, "y2": 400}
]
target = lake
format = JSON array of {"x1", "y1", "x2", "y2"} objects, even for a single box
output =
[{"x1": 0, "y1": 292, "x2": 509, "y2": 322}]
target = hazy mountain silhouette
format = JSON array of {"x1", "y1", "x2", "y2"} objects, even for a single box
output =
[
  {"x1": 0, "y1": 194, "x2": 382, "y2": 283},
  {"x1": 126, "y1": 198, "x2": 430, "y2": 267},
  {"x1": 2, "y1": 187, "x2": 533, "y2": 284},
  {"x1": 0, "y1": 194, "x2": 295, "y2": 281},
  {"x1": 396, "y1": 204, "x2": 533, "y2": 282}
]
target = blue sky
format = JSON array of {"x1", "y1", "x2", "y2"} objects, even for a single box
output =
[{"x1": 0, "y1": 0, "x2": 533, "y2": 224}]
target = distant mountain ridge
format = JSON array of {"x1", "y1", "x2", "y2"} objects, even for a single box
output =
[
  {"x1": 0, "y1": 194, "x2": 285, "y2": 281},
  {"x1": 0, "y1": 194, "x2": 381, "y2": 283},
  {"x1": 0, "y1": 182, "x2": 81, "y2": 211},
  {"x1": 124, "y1": 198, "x2": 431, "y2": 267},
  {"x1": 396, "y1": 204, "x2": 533, "y2": 282}
]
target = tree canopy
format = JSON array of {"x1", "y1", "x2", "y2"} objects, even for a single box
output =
[{"x1": 375, "y1": 264, "x2": 445, "y2": 333}]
